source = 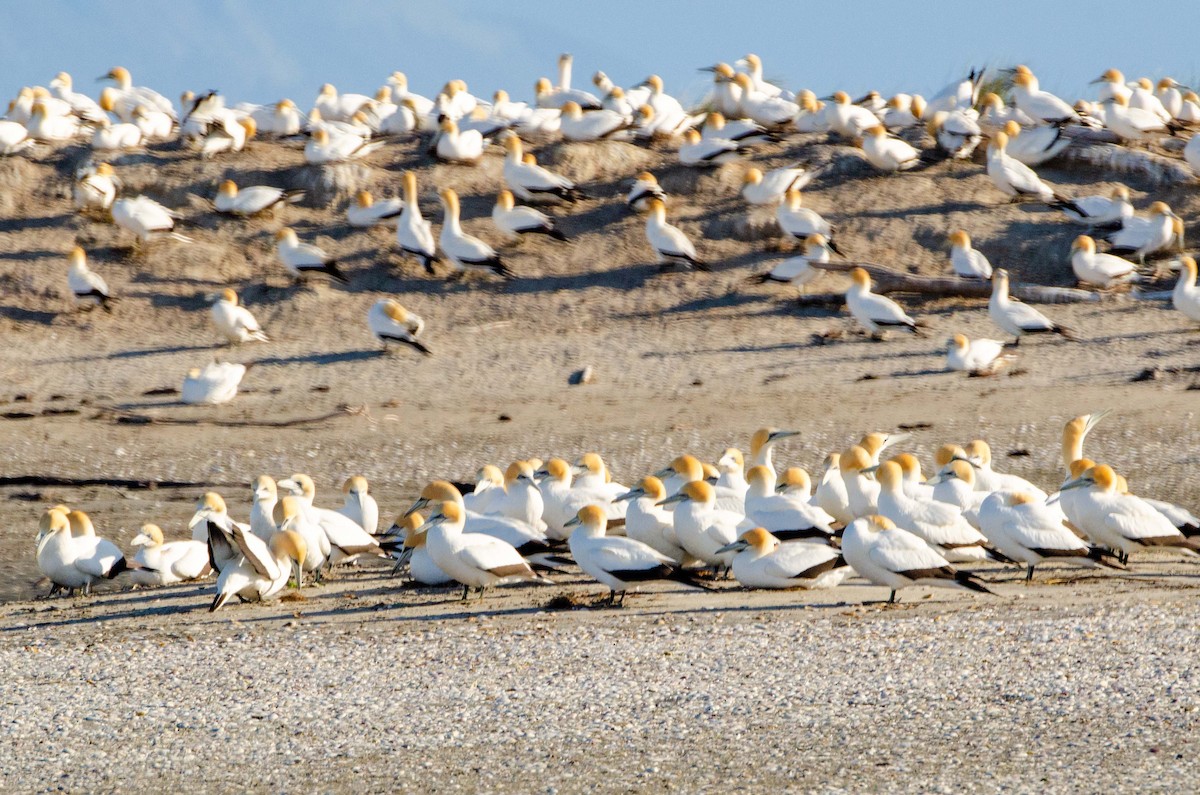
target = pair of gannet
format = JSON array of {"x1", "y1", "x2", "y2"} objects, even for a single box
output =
[
  {"x1": 251, "y1": 99, "x2": 304, "y2": 136},
  {"x1": 875, "y1": 462, "x2": 991, "y2": 562},
  {"x1": 368, "y1": 299, "x2": 430, "y2": 354},
  {"x1": 757, "y1": 234, "x2": 832, "y2": 289},
  {"x1": 91, "y1": 107, "x2": 144, "y2": 151},
  {"x1": 1104, "y1": 94, "x2": 1179, "y2": 143},
  {"x1": 740, "y1": 466, "x2": 836, "y2": 544},
  {"x1": 438, "y1": 188, "x2": 514, "y2": 280},
  {"x1": 435, "y1": 118, "x2": 485, "y2": 163},
  {"x1": 211, "y1": 289, "x2": 268, "y2": 344},
  {"x1": 704, "y1": 112, "x2": 771, "y2": 144},
  {"x1": 313, "y1": 83, "x2": 371, "y2": 122},
  {"x1": 199, "y1": 111, "x2": 255, "y2": 158},
  {"x1": 207, "y1": 506, "x2": 307, "y2": 611},
  {"x1": 48, "y1": 72, "x2": 107, "y2": 123},
  {"x1": 977, "y1": 492, "x2": 1117, "y2": 582},
  {"x1": 27, "y1": 100, "x2": 81, "y2": 142},
  {"x1": 277, "y1": 474, "x2": 387, "y2": 569},
  {"x1": 182, "y1": 362, "x2": 246, "y2": 405},
  {"x1": 100, "y1": 66, "x2": 175, "y2": 121},
  {"x1": 559, "y1": 101, "x2": 631, "y2": 141},
  {"x1": 275, "y1": 228, "x2": 348, "y2": 283},
  {"x1": 405, "y1": 481, "x2": 557, "y2": 564},
  {"x1": 501, "y1": 134, "x2": 584, "y2": 202},
  {"x1": 66, "y1": 247, "x2": 113, "y2": 312},
  {"x1": 214, "y1": 180, "x2": 303, "y2": 216},
  {"x1": 36, "y1": 507, "x2": 128, "y2": 596},
  {"x1": 129, "y1": 524, "x2": 210, "y2": 587},
  {"x1": 534, "y1": 54, "x2": 601, "y2": 110}
]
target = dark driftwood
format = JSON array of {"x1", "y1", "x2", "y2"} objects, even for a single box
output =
[
  {"x1": 806, "y1": 261, "x2": 1101, "y2": 304},
  {"x1": 0, "y1": 475, "x2": 237, "y2": 491},
  {"x1": 93, "y1": 405, "x2": 360, "y2": 428}
]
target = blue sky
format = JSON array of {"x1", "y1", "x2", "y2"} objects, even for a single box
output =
[{"x1": 3, "y1": 2, "x2": 1198, "y2": 110}]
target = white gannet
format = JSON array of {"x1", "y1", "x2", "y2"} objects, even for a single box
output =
[
  {"x1": 678, "y1": 128, "x2": 740, "y2": 166},
  {"x1": 249, "y1": 476, "x2": 279, "y2": 541},
  {"x1": 1156, "y1": 78, "x2": 1185, "y2": 119},
  {"x1": 846, "y1": 267, "x2": 919, "y2": 338},
  {"x1": 368, "y1": 298, "x2": 430, "y2": 354},
  {"x1": 178, "y1": 89, "x2": 223, "y2": 140},
  {"x1": 72, "y1": 162, "x2": 118, "y2": 213},
  {"x1": 1090, "y1": 68, "x2": 1132, "y2": 103},
  {"x1": 960, "y1": 439, "x2": 1046, "y2": 498},
  {"x1": 655, "y1": 454, "x2": 706, "y2": 498},
  {"x1": 1060, "y1": 465, "x2": 1200, "y2": 559},
  {"x1": 1069, "y1": 235, "x2": 1138, "y2": 288},
  {"x1": 540, "y1": 55, "x2": 602, "y2": 110},
  {"x1": 1128, "y1": 78, "x2": 1172, "y2": 123},
  {"x1": 929, "y1": 457, "x2": 988, "y2": 525},
  {"x1": 111, "y1": 196, "x2": 190, "y2": 245},
  {"x1": 876, "y1": 461, "x2": 991, "y2": 562},
  {"x1": 736, "y1": 53, "x2": 791, "y2": 100},
  {"x1": 741, "y1": 466, "x2": 836, "y2": 543},
  {"x1": 438, "y1": 188, "x2": 513, "y2": 280},
  {"x1": 559, "y1": 101, "x2": 630, "y2": 141},
  {"x1": 1173, "y1": 256, "x2": 1200, "y2": 322},
  {"x1": 181, "y1": 362, "x2": 245, "y2": 405},
  {"x1": 501, "y1": 134, "x2": 583, "y2": 202},
  {"x1": 211, "y1": 288, "x2": 268, "y2": 344},
  {"x1": 860, "y1": 125, "x2": 921, "y2": 172},
  {"x1": 435, "y1": 118, "x2": 485, "y2": 163},
  {"x1": 978, "y1": 492, "x2": 1115, "y2": 581},
  {"x1": 572, "y1": 453, "x2": 629, "y2": 508},
  {"x1": 1104, "y1": 94, "x2": 1176, "y2": 143},
  {"x1": 277, "y1": 474, "x2": 385, "y2": 568},
  {"x1": 566, "y1": 505, "x2": 703, "y2": 605},
  {"x1": 949, "y1": 230, "x2": 993, "y2": 280},
  {"x1": 252, "y1": 99, "x2": 304, "y2": 136},
  {"x1": 658, "y1": 481, "x2": 741, "y2": 571},
  {"x1": 703, "y1": 111, "x2": 770, "y2": 144},
  {"x1": 715, "y1": 448, "x2": 749, "y2": 512},
  {"x1": 1061, "y1": 185, "x2": 1133, "y2": 228},
  {"x1": 718, "y1": 528, "x2": 850, "y2": 590},
  {"x1": 776, "y1": 190, "x2": 838, "y2": 247},
  {"x1": 198, "y1": 111, "x2": 255, "y2": 158},
  {"x1": 274, "y1": 228, "x2": 347, "y2": 283},
  {"x1": 927, "y1": 110, "x2": 982, "y2": 160},
  {"x1": 627, "y1": 171, "x2": 666, "y2": 213},
  {"x1": 27, "y1": 100, "x2": 80, "y2": 142},
  {"x1": 395, "y1": 513, "x2": 453, "y2": 585},
  {"x1": 0, "y1": 118, "x2": 33, "y2": 155},
  {"x1": 1001, "y1": 120, "x2": 1071, "y2": 167},
  {"x1": 463, "y1": 465, "x2": 505, "y2": 515},
  {"x1": 186, "y1": 491, "x2": 243, "y2": 543},
  {"x1": 406, "y1": 481, "x2": 558, "y2": 563},
  {"x1": 396, "y1": 171, "x2": 438, "y2": 272},
  {"x1": 614, "y1": 476, "x2": 686, "y2": 563},
  {"x1": 129, "y1": 524, "x2": 210, "y2": 587},
  {"x1": 36, "y1": 508, "x2": 128, "y2": 596},
  {"x1": 485, "y1": 461, "x2": 547, "y2": 531},
  {"x1": 347, "y1": 190, "x2": 404, "y2": 228},
  {"x1": 49, "y1": 72, "x2": 106, "y2": 123},
  {"x1": 90, "y1": 113, "x2": 143, "y2": 151},
  {"x1": 535, "y1": 459, "x2": 596, "y2": 540},
  {"x1": 313, "y1": 83, "x2": 371, "y2": 121},
  {"x1": 839, "y1": 445, "x2": 880, "y2": 518},
  {"x1": 100, "y1": 66, "x2": 176, "y2": 120},
  {"x1": 490, "y1": 89, "x2": 531, "y2": 123},
  {"x1": 733, "y1": 74, "x2": 798, "y2": 127},
  {"x1": 208, "y1": 519, "x2": 307, "y2": 611},
  {"x1": 304, "y1": 127, "x2": 383, "y2": 164},
  {"x1": 419, "y1": 501, "x2": 549, "y2": 600},
  {"x1": 66, "y1": 246, "x2": 113, "y2": 312},
  {"x1": 1104, "y1": 202, "x2": 1181, "y2": 264},
  {"x1": 815, "y1": 453, "x2": 854, "y2": 525},
  {"x1": 492, "y1": 189, "x2": 566, "y2": 241},
  {"x1": 703, "y1": 63, "x2": 742, "y2": 118},
  {"x1": 978, "y1": 92, "x2": 1030, "y2": 132},
  {"x1": 793, "y1": 91, "x2": 829, "y2": 133},
  {"x1": 746, "y1": 427, "x2": 798, "y2": 480},
  {"x1": 214, "y1": 180, "x2": 302, "y2": 217},
  {"x1": 741, "y1": 165, "x2": 810, "y2": 205},
  {"x1": 387, "y1": 72, "x2": 434, "y2": 117},
  {"x1": 644, "y1": 197, "x2": 705, "y2": 270},
  {"x1": 823, "y1": 91, "x2": 880, "y2": 139},
  {"x1": 756, "y1": 234, "x2": 831, "y2": 290},
  {"x1": 989, "y1": 269, "x2": 1073, "y2": 344},
  {"x1": 337, "y1": 476, "x2": 379, "y2": 535},
  {"x1": 888, "y1": 454, "x2": 935, "y2": 502},
  {"x1": 882, "y1": 93, "x2": 925, "y2": 130},
  {"x1": 1179, "y1": 92, "x2": 1200, "y2": 123},
  {"x1": 946, "y1": 334, "x2": 1015, "y2": 376},
  {"x1": 841, "y1": 514, "x2": 993, "y2": 603},
  {"x1": 986, "y1": 132, "x2": 1077, "y2": 210},
  {"x1": 1011, "y1": 71, "x2": 1079, "y2": 125}
]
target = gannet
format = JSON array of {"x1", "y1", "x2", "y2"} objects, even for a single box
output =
[
  {"x1": 841, "y1": 514, "x2": 993, "y2": 603},
  {"x1": 741, "y1": 165, "x2": 810, "y2": 205},
  {"x1": 742, "y1": 466, "x2": 836, "y2": 543},
  {"x1": 572, "y1": 452, "x2": 628, "y2": 504},
  {"x1": 989, "y1": 269, "x2": 1073, "y2": 344},
  {"x1": 929, "y1": 458, "x2": 988, "y2": 526},
  {"x1": 756, "y1": 234, "x2": 831, "y2": 290},
  {"x1": 490, "y1": 89, "x2": 531, "y2": 123},
  {"x1": 977, "y1": 93, "x2": 1030, "y2": 132},
  {"x1": 1104, "y1": 202, "x2": 1181, "y2": 264},
  {"x1": 501, "y1": 134, "x2": 583, "y2": 202},
  {"x1": 395, "y1": 171, "x2": 438, "y2": 272},
  {"x1": 1155, "y1": 78, "x2": 1185, "y2": 119},
  {"x1": 1173, "y1": 256, "x2": 1200, "y2": 322},
  {"x1": 946, "y1": 334, "x2": 1015, "y2": 376},
  {"x1": 978, "y1": 492, "x2": 1114, "y2": 581},
  {"x1": 703, "y1": 112, "x2": 771, "y2": 144},
  {"x1": 27, "y1": 100, "x2": 80, "y2": 142},
  {"x1": 0, "y1": 118, "x2": 33, "y2": 155},
  {"x1": 947, "y1": 230, "x2": 993, "y2": 280},
  {"x1": 702, "y1": 63, "x2": 742, "y2": 117},
  {"x1": 492, "y1": 190, "x2": 566, "y2": 241},
  {"x1": 822, "y1": 91, "x2": 880, "y2": 139},
  {"x1": 839, "y1": 445, "x2": 880, "y2": 518},
  {"x1": 737, "y1": 54, "x2": 790, "y2": 100},
  {"x1": 210, "y1": 288, "x2": 267, "y2": 344},
  {"x1": 129, "y1": 524, "x2": 210, "y2": 587},
  {"x1": 405, "y1": 481, "x2": 556, "y2": 561},
  {"x1": 66, "y1": 246, "x2": 113, "y2": 312},
  {"x1": 644, "y1": 198, "x2": 705, "y2": 270},
  {"x1": 1090, "y1": 69, "x2": 1132, "y2": 103},
  {"x1": 888, "y1": 454, "x2": 934, "y2": 502},
  {"x1": 485, "y1": 461, "x2": 546, "y2": 531},
  {"x1": 1069, "y1": 236, "x2": 1138, "y2": 288},
  {"x1": 733, "y1": 74, "x2": 798, "y2": 127},
  {"x1": 208, "y1": 517, "x2": 307, "y2": 611},
  {"x1": 277, "y1": 474, "x2": 385, "y2": 568},
  {"x1": 249, "y1": 476, "x2": 279, "y2": 541},
  {"x1": 658, "y1": 481, "x2": 741, "y2": 571},
  {"x1": 1104, "y1": 94, "x2": 1177, "y2": 143},
  {"x1": 1010, "y1": 71, "x2": 1079, "y2": 125},
  {"x1": 178, "y1": 90, "x2": 223, "y2": 140},
  {"x1": 815, "y1": 453, "x2": 854, "y2": 525},
  {"x1": 347, "y1": 190, "x2": 404, "y2": 228},
  {"x1": 715, "y1": 448, "x2": 748, "y2": 512},
  {"x1": 614, "y1": 477, "x2": 686, "y2": 562},
  {"x1": 986, "y1": 132, "x2": 1078, "y2": 210},
  {"x1": 100, "y1": 66, "x2": 175, "y2": 120},
  {"x1": 387, "y1": 72, "x2": 434, "y2": 117},
  {"x1": 718, "y1": 528, "x2": 849, "y2": 590},
  {"x1": 678, "y1": 128, "x2": 740, "y2": 166},
  {"x1": 463, "y1": 465, "x2": 506, "y2": 515},
  {"x1": 1061, "y1": 185, "x2": 1133, "y2": 228},
  {"x1": 536, "y1": 55, "x2": 602, "y2": 110},
  {"x1": 305, "y1": 127, "x2": 383, "y2": 164},
  {"x1": 793, "y1": 91, "x2": 829, "y2": 133},
  {"x1": 6, "y1": 87, "x2": 35, "y2": 124},
  {"x1": 48, "y1": 72, "x2": 106, "y2": 123},
  {"x1": 1128, "y1": 78, "x2": 1172, "y2": 123},
  {"x1": 368, "y1": 299, "x2": 430, "y2": 354},
  {"x1": 559, "y1": 101, "x2": 630, "y2": 141},
  {"x1": 566, "y1": 505, "x2": 703, "y2": 605},
  {"x1": 846, "y1": 268, "x2": 919, "y2": 338},
  {"x1": 214, "y1": 180, "x2": 301, "y2": 217},
  {"x1": 333, "y1": 476, "x2": 379, "y2": 537},
  {"x1": 313, "y1": 83, "x2": 371, "y2": 121},
  {"x1": 181, "y1": 362, "x2": 245, "y2": 405},
  {"x1": 860, "y1": 125, "x2": 921, "y2": 172},
  {"x1": 926, "y1": 68, "x2": 983, "y2": 115},
  {"x1": 419, "y1": 501, "x2": 549, "y2": 600},
  {"x1": 776, "y1": 191, "x2": 838, "y2": 248},
  {"x1": 252, "y1": 99, "x2": 304, "y2": 136},
  {"x1": 655, "y1": 454, "x2": 706, "y2": 498},
  {"x1": 601, "y1": 86, "x2": 636, "y2": 119},
  {"x1": 881, "y1": 94, "x2": 925, "y2": 130},
  {"x1": 438, "y1": 188, "x2": 513, "y2": 280},
  {"x1": 960, "y1": 440, "x2": 1046, "y2": 498},
  {"x1": 876, "y1": 461, "x2": 991, "y2": 562},
  {"x1": 1179, "y1": 92, "x2": 1200, "y2": 123},
  {"x1": 275, "y1": 228, "x2": 347, "y2": 283},
  {"x1": 536, "y1": 459, "x2": 600, "y2": 540},
  {"x1": 198, "y1": 111, "x2": 255, "y2": 158},
  {"x1": 927, "y1": 110, "x2": 982, "y2": 160},
  {"x1": 1001, "y1": 120, "x2": 1070, "y2": 167},
  {"x1": 90, "y1": 115, "x2": 143, "y2": 150},
  {"x1": 111, "y1": 196, "x2": 190, "y2": 245},
  {"x1": 393, "y1": 512, "x2": 453, "y2": 585},
  {"x1": 627, "y1": 172, "x2": 666, "y2": 213},
  {"x1": 435, "y1": 118, "x2": 484, "y2": 163},
  {"x1": 36, "y1": 508, "x2": 128, "y2": 596}
]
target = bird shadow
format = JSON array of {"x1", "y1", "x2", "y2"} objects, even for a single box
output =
[
  {"x1": 252, "y1": 349, "x2": 383, "y2": 367},
  {"x1": 0, "y1": 305, "x2": 59, "y2": 325}
]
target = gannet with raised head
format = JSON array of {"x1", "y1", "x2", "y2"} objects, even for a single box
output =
[
  {"x1": 438, "y1": 188, "x2": 513, "y2": 280},
  {"x1": 644, "y1": 198, "x2": 705, "y2": 270},
  {"x1": 419, "y1": 501, "x2": 550, "y2": 600}
]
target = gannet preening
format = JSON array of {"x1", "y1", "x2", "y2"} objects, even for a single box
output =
[
  {"x1": 627, "y1": 172, "x2": 666, "y2": 213},
  {"x1": 420, "y1": 501, "x2": 550, "y2": 600},
  {"x1": 66, "y1": 246, "x2": 113, "y2": 312},
  {"x1": 274, "y1": 228, "x2": 347, "y2": 283},
  {"x1": 501, "y1": 134, "x2": 583, "y2": 202},
  {"x1": 1060, "y1": 465, "x2": 1200, "y2": 560},
  {"x1": 100, "y1": 66, "x2": 175, "y2": 120},
  {"x1": 1173, "y1": 256, "x2": 1200, "y2": 322},
  {"x1": 978, "y1": 492, "x2": 1117, "y2": 582},
  {"x1": 776, "y1": 191, "x2": 839, "y2": 250},
  {"x1": 614, "y1": 477, "x2": 686, "y2": 563},
  {"x1": 1000, "y1": 121, "x2": 1071, "y2": 167},
  {"x1": 111, "y1": 196, "x2": 191, "y2": 245},
  {"x1": 36, "y1": 508, "x2": 128, "y2": 596},
  {"x1": 717, "y1": 528, "x2": 850, "y2": 590},
  {"x1": 1104, "y1": 202, "x2": 1182, "y2": 264},
  {"x1": 1010, "y1": 71, "x2": 1079, "y2": 125},
  {"x1": 946, "y1": 334, "x2": 1015, "y2": 376},
  {"x1": 347, "y1": 190, "x2": 404, "y2": 228},
  {"x1": 129, "y1": 524, "x2": 210, "y2": 587},
  {"x1": 1061, "y1": 185, "x2": 1133, "y2": 229},
  {"x1": 860, "y1": 125, "x2": 921, "y2": 172},
  {"x1": 559, "y1": 101, "x2": 630, "y2": 141},
  {"x1": 199, "y1": 113, "x2": 255, "y2": 158},
  {"x1": 741, "y1": 466, "x2": 836, "y2": 543},
  {"x1": 741, "y1": 165, "x2": 810, "y2": 205},
  {"x1": 989, "y1": 269, "x2": 1074, "y2": 344},
  {"x1": 305, "y1": 127, "x2": 383, "y2": 164},
  {"x1": 644, "y1": 198, "x2": 705, "y2": 271},
  {"x1": 438, "y1": 188, "x2": 514, "y2": 280},
  {"x1": 756, "y1": 234, "x2": 831, "y2": 289},
  {"x1": 841, "y1": 514, "x2": 993, "y2": 604},
  {"x1": 248, "y1": 476, "x2": 280, "y2": 541},
  {"x1": 368, "y1": 299, "x2": 430, "y2": 355},
  {"x1": 395, "y1": 171, "x2": 438, "y2": 272},
  {"x1": 211, "y1": 289, "x2": 268, "y2": 344},
  {"x1": 703, "y1": 112, "x2": 771, "y2": 144},
  {"x1": 337, "y1": 476, "x2": 379, "y2": 536},
  {"x1": 678, "y1": 128, "x2": 741, "y2": 166},
  {"x1": 986, "y1": 132, "x2": 1079, "y2": 212},
  {"x1": 926, "y1": 68, "x2": 984, "y2": 115},
  {"x1": 882, "y1": 94, "x2": 926, "y2": 129},
  {"x1": 566, "y1": 506, "x2": 705, "y2": 605},
  {"x1": 1069, "y1": 236, "x2": 1139, "y2": 288},
  {"x1": 214, "y1": 180, "x2": 302, "y2": 217},
  {"x1": 876, "y1": 461, "x2": 991, "y2": 562},
  {"x1": 658, "y1": 481, "x2": 740, "y2": 572},
  {"x1": 208, "y1": 519, "x2": 307, "y2": 612},
  {"x1": 393, "y1": 513, "x2": 454, "y2": 584},
  {"x1": 927, "y1": 110, "x2": 982, "y2": 160},
  {"x1": 846, "y1": 268, "x2": 920, "y2": 338},
  {"x1": 492, "y1": 190, "x2": 566, "y2": 241},
  {"x1": 181, "y1": 362, "x2": 245, "y2": 405},
  {"x1": 1104, "y1": 94, "x2": 1179, "y2": 143},
  {"x1": 948, "y1": 230, "x2": 992, "y2": 280},
  {"x1": 0, "y1": 118, "x2": 33, "y2": 155}
]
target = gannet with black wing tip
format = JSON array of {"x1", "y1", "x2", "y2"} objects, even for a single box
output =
[
  {"x1": 347, "y1": 190, "x2": 404, "y2": 228},
  {"x1": 988, "y1": 269, "x2": 1073, "y2": 344},
  {"x1": 419, "y1": 501, "x2": 551, "y2": 601},
  {"x1": 207, "y1": 518, "x2": 307, "y2": 611},
  {"x1": 501, "y1": 134, "x2": 584, "y2": 202},
  {"x1": 978, "y1": 492, "x2": 1119, "y2": 581},
  {"x1": 644, "y1": 198, "x2": 705, "y2": 270},
  {"x1": 368, "y1": 299, "x2": 430, "y2": 355},
  {"x1": 717, "y1": 528, "x2": 850, "y2": 590},
  {"x1": 66, "y1": 246, "x2": 113, "y2": 312},
  {"x1": 396, "y1": 171, "x2": 438, "y2": 272},
  {"x1": 36, "y1": 509, "x2": 128, "y2": 596},
  {"x1": 756, "y1": 234, "x2": 831, "y2": 289},
  {"x1": 1061, "y1": 185, "x2": 1132, "y2": 229},
  {"x1": 492, "y1": 190, "x2": 566, "y2": 241},
  {"x1": 1069, "y1": 236, "x2": 1139, "y2": 288},
  {"x1": 439, "y1": 188, "x2": 513, "y2": 280},
  {"x1": 275, "y1": 228, "x2": 347, "y2": 283},
  {"x1": 214, "y1": 180, "x2": 302, "y2": 217},
  {"x1": 129, "y1": 524, "x2": 211, "y2": 587},
  {"x1": 846, "y1": 268, "x2": 920, "y2": 338},
  {"x1": 559, "y1": 101, "x2": 631, "y2": 141},
  {"x1": 111, "y1": 196, "x2": 191, "y2": 245}
]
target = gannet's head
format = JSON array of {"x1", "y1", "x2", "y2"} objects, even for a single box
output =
[
  {"x1": 104, "y1": 66, "x2": 131, "y2": 84},
  {"x1": 750, "y1": 427, "x2": 799, "y2": 457},
  {"x1": 1148, "y1": 201, "x2": 1173, "y2": 218},
  {"x1": 535, "y1": 77, "x2": 553, "y2": 97},
  {"x1": 741, "y1": 527, "x2": 777, "y2": 552},
  {"x1": 659, "y1": 479, "x2": 714, "y2": 507},
  {"x1": 253, "y1": 475, "x2": 277, "y2": 501},
  {"x1": 934, "y1": 444, "x2": 965, "y2": 468},
  {"x1": 865, "y1": 514, "x2": 897, "y2": 531},
  {"x1": 746, "y1": 465, "x2": 774, "y2": 490},
  {"x1": 732, "y1": 73, "x2": 753, "y2": 92},
  {"x1": 311, "y1": 128, "x2": 330, "y2": 145},
  {"x1": 964, "y1": 439, "x2": 992, "y2": 466},
  {"x1": 1071, "y1": 235, "x2": 1096, "y2": 254},
  {"x1": 98, "y1": 88, "x2": 118, "y2": 112},
  {"x1": 1136, "y1": 77, "x2": 1153, "y2": 91},
  {"x1": 1110, "y1": 185, "x2": 1130, "y2": 200},
  {"x1": 1181, "y1": 256, "x2": 1197, "y2": 281},
  {"x1": 991, "y1": 130, "x2": 1009, "y2": 151},
  {"x1": 575, "y1": 452, "x2": 607, "y2": 477},
  {"x1": 949, "y1": 230, "x2": 970, "y2": 248},
  {"x1": 743, "y1": 167, "x2": 763, "y2": 186},
  {"x1": 67, "y1": 246, "x2": 86, "y2": 268},
  {"x1": 891, "y1": 452, "x2": 923, "y2": 482},
  {"x1": 944, "y1": 459, "x2": 975, "y2": 485},
  {"x1": 275, "y1": 227, "x2": 298, "y2": 245},
  {"x1": 439, "y1": 117, "x2": 458, "y2": 135},
  {"x1": 404, "y1": 480, "x2": 463, "y2": 517},
  {"x1": 717, "y1": 448, "x2": 744, "y2": 472},
  {"x1": 1012, "y1": 72, "x2": 1035, "y2": 90},
  {"x1": 706, "y1": 111, "x2": 726, "y2": 130},
  {"x1": 132, "y1": 523, "x2": 165, "y2": 547},
  {"x1": 1096, "y1": 68, "x2": 1124, "y2": 84},
  {"x1": 355, "y1": 190, "x2": 375, "y2": 208},
  {"x1": 66, "y1": 509, "x2": 96, "y2": 538},
  {"x1": 239, "y1": 117, "x2": 257, "y2": 137},
  {"x1": 712, "y1": 63, "x2": 735, "y2": 80},
  {"x1": 864, "y1": 125, "x2": 887, "y2": 139},
  {"x1": 561, "y1": 100, "x2": 582, "y2": 119},
  {"x1": 504, "y1": 460, "x2": 537, "y2": 486},
  {"x1": 495, "y1": 189, "x2": 516, "y2": 211},
  {"x1": 948, "y1": 333, "x2": 970, "y2": 355},
  {"x1": 382, "y1": 300, "x2": 409, "y2": 324},
  {"x1": 502, "y1": 132, "x2": 523, "y2": 155},
  {"x1": 1157, "y1": 77, "x2": 1179, "y2": 91},
  {"x1": 850, "y1": 267, "x2": 871, "y2": 289},
  {"x1": 343, "y1": 475, "x2": 370, "y2": 496},
  {"x1": 645, "y1": 197, "x2": 666, "y2": 215},
  {"x1": 635, "y1": 171, "x2": 658, "y2": 186},
  {"x1": 876, "y1": 461, "x2": 904, "y2": 492},
  {"x1": 439, "y1": 187, "x2": 460, "y2": 212},
  {"x1": 981, "y1": 92, "x2": 1003, "y2": 110},
  {"x1": 839, "y1": 445, "x2": 874, "y2": 475},
  {"x1": 778, "y1": 467, "x2": 812, "y2": 493},
  {"x1": 279, "y1": 474, "x2": 316, "y2": 500},
  {"x1": 1110, "y1": 93, "x2": 1130, "y2": 107},
  {"x1": 832, "y1": 91, "x2": 850, "y2": 105},
  {"x1": 536, "y1": 458, "x2": 571, "y2": 484},
  {"x1": 564, "y1": 504, "x2": 607, "y2": 532},
  {"x1": 318, "y1": 83, "x2": 336, "y2": 98},
  {"x1": 218, "y1": 180, "x2": 238, "y2": 198},
  {"x1": 992, "y1": 268, "x2": 1010, "y2": 288},
  {"x1": 683, "y1": 129, "x2": 701, "y2": 144},
  {"x1": 743, "y1": 53, "x2": 763, "y2": 71}
]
